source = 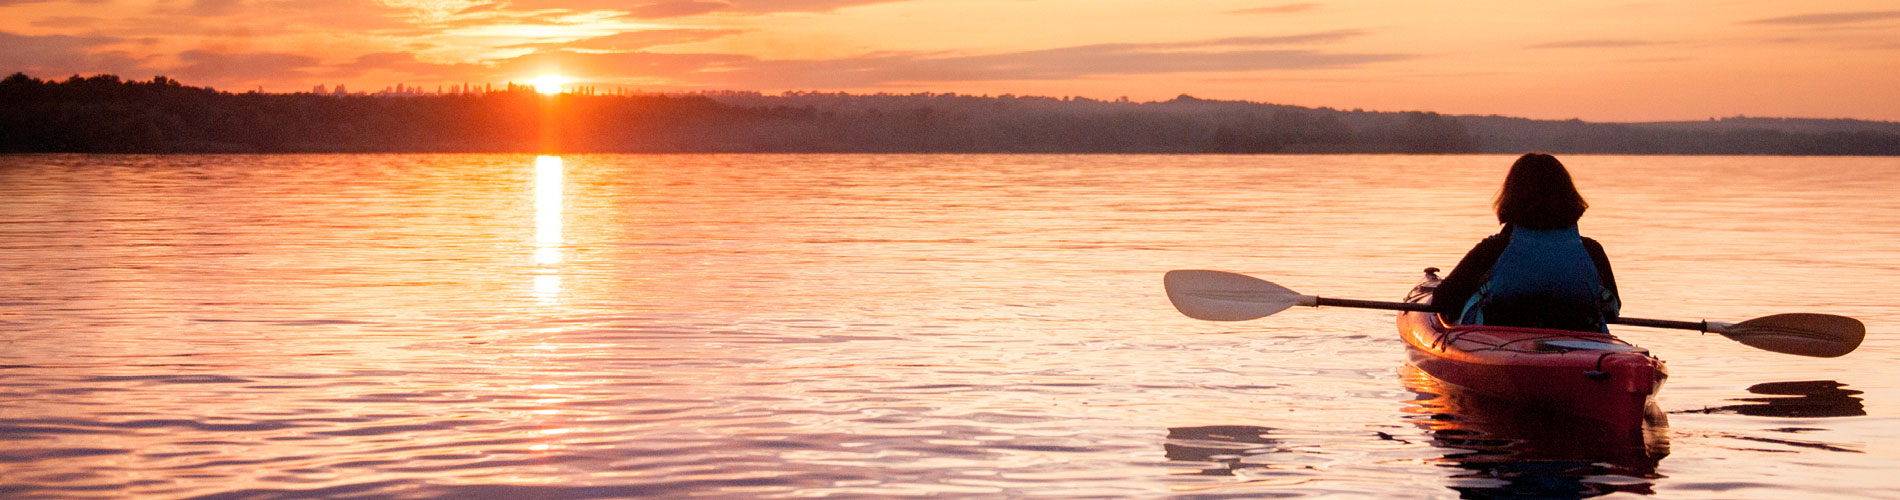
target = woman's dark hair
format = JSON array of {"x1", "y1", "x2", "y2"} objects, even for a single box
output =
[{"x1": 1494, "y1": 153, "x2": 1588, "y2": 229}]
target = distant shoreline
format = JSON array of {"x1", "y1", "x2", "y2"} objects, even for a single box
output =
[{"x1": 6, "y1": 73, "x2": 1897, "y2": 156}]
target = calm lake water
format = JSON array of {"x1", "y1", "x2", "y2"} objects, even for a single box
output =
[{"x1": 2, "y1": 154, "x2": 1895, "y2": 499}]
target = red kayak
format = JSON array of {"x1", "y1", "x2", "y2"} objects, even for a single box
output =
[{"x1": 1397, "y1": 269, "x2": 1667, "y2": 426}]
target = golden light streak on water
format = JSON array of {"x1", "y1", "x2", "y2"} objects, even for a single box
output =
[
  {"x1": 534, "y1": 273, "x2": 561, "y2": 303},
  {"x1": 534, "y1": 155, "x2": 564, "y2": 304},
  {"x1": 534, "y1": 155, "x2": 564, "y2": 259},
  {"x1": 534, "y1": 247, "x2": 563, "y2": 266}
]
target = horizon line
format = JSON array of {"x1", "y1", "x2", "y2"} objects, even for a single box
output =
[{"x1": 10, "y1": 71, "x2": 1899, "y2": 126}]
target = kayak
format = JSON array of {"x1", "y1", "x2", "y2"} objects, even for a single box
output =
[{"x1": 1397, "y1": 268, "x2": 1668, "y2": 426}]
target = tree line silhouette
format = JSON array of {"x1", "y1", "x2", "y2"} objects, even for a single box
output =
[{"x1": 3, "y1": 73, "x2": 1895, "y2": 155}]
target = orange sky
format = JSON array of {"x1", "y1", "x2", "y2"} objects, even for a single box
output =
[{"x1": 4, "y1": 0, "x2": 1898, "y2": 122}]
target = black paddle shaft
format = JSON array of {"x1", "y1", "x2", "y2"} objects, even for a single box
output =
[
  {"x1": 1611, "y1": 317, "x2": 1707, "y2": 330},
  {"x1": 1313, "y1": 296, "x2": 1712, "y2": 332},
  {"x1": 1312, "y1": 297, "x2": 1436, "y2": 312}
]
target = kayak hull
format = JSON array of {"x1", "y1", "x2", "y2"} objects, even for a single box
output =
[{"x1": 1398, "y1": 274, "x2": 1667, "y2": 427}]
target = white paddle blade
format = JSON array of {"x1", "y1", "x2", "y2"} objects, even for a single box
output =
[
  {"x1": 1714, "y1": 313, "x2": 1866, "y2": 358},
  {"x1": 1164, "y1": 270, "x2": 1316, "y2": 321}
]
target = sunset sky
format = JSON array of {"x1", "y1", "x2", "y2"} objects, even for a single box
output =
[{"x1": 4, "y1": 0, "x2": 1897, "y2": 122}]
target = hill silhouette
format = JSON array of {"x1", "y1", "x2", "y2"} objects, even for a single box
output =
[{"x1": 3, "y1": 73, "x2": 1896, "y2": 155}]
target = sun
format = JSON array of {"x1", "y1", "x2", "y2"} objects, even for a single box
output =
[{"x1": 531, "y1": 74, "x2": 569, "y2": 94}]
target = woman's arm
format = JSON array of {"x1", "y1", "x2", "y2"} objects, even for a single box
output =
[
  {"x1": 1583, "y1": 237, "x2": 1620, "y2": 320},
  {"x1": 1433, "y1": 232, "x2": 1510, "y2": 320}
]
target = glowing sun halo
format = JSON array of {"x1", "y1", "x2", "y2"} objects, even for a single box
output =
[{"x1": 532, "y1": 75, "x2": 568, "y2": 94}]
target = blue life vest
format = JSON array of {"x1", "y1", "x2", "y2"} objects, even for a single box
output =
[{"x1": 1460, "y1": 226, "x2": 1616, "y2": 332}]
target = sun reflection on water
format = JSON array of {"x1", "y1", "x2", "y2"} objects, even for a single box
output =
[{"x1": 533, "y1": 155, "x2": 563, "y2": 303}]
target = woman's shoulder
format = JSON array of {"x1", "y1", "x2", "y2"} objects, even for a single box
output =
[{"x1": 1478, "y1": 226, "x2": 1513, "y2": 246}]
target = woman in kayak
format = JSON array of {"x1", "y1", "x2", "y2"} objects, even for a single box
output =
[{"x1": 1434, "y1": 153, "x2": 1620, "y2": 332}]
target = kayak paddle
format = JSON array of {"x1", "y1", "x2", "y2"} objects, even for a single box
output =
[{"x1": 1163, "y1": 269, "x2": 1865, "y2": 358}]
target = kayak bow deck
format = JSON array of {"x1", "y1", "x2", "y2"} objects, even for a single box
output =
[{"x1": 1398, "y1": 268, "x2": 1668, "y2": 426}]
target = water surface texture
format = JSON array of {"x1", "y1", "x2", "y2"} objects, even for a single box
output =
[{"x1": 2, "y1": 154, "x2": 1896, "y2": 499}]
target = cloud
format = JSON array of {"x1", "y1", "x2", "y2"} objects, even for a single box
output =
[
  {"x1": 0, "y1": 0, "x2": 105, "y2": 5},
  {"x1": 111, "y1": 0, "x2": 411, "y2": 36},
  {"x1": 721, "y1": 0, "x2": 906, "y2": 13},
  {"x1": 322, "y1": 52, "x2": 473, "y2": 79},
  {"x1": 466, "y1": 0, "x2": 657, "y2": 12},
  {"x1": 693, "y1": 33, "x2": 1415, "y2": 88},
  {"x1": 861, "y1": 48, "x2": 1404, "y2": 83},
  {"x1": 1, "y1": 31, "x2": 118, "y2": 49},
  {"x1": 145, "y1": 0, "x2": 257, "y2": 17},
  {"x1": 28, "y1": 16, "x2": 105, "y2": 28},
  {"x1": 0, "y1": 31, "x2": 153, "y2": 76},
  {"x1": 469, "y1": 30, "x2": 1411, "y2": 89},
  {"x1": 1231, "y1": 3, "x2": 1320, "y2": 15},
  {"x1": 173, "y1": 50, "x2": 322, "y2": 84},
  {"x1": 489, "y1": 50, "x2": 754, "y2": 83},
  {"x1": 1743, "y1": 10, "x2": 1900, "y2": 26},
  {"x1": 454, "y1": 1, "x2": 506, "y2": 14},
  {"x1": 375, "y1": 0, "x2": 493, "y2": 23},
  {"x1": 629, "y1": 1, "x2": 727, "y2": 18},
  {"x1": 497, "y1": 0, "x2": 906, "y2": 17},
  {"x1": 1621, "y1": 56, "x2": 1693, "y2": 64},
  {"x1": 1181, "y1": 30, "x2": 1368, "y2": 47},
  {"x1": 1528, "y1": 39, "x2": 1664, "y2": 49},
  {"x1": 189, "y1": 0, "x2": 244, "y2": 16},
  {"x1": 516, "y1": 28, "x2": 747, "y2": 51}
]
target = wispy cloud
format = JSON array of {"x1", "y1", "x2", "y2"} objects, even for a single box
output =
[
  {"x1": 1621, "y1": 56, "x2": 1694, "y2": 64},
  {"x1": 1743, "y1": 10, "x2": 1900, "y2": 26},
  {"x1": 490, "y1": 50, "x2": 754, "y2": 83},
  {"x1": 468, "y1": 31, "x2": 1412, "y2": 89},
  {"x1": 550, "y1": 29, "x2": 747, "y2": 51},
  {"x1": 0, "y1": 31, "x2": 152, "y2": 76},
  {"x1": 1528, "y1": 39, "x2": 1664, "y2": 49},
  {"x1": 473, "y1": 27, "x2": 743, "y2": 54},
  {"x1": 0, "y1": 0, "x2": 106, "y2": 5},
  {"x1": 705, "y1": 33, "x2": 1414, "y2": 88},
  {"x1": 496, "y1": 0, "x2": 907, "y2": 18},
  {"x1": 891, "y1": 47, "x2": 1409, "y2": 81},
  {"x1": 322, "y1": 52, "x2": 481, "y2": 80},
  {"x1": 28, "y1": 16, "x2": 105, "y2": 28},
  {"x1": 173, "y1": 50, "x2": 322, "y2": 84},
  {"x1": 1172, "y1": 30, "x2": 1368, "y2": 47},
  {"x1": 629, "y1": 1, "x2": 728, "y2": 18},
  {"x1": 186, "y1": 0, "x2": 244, "y2": 16},
  {"x1": 1231, "y1": 3, "x2": 1320, "y2": 15},
  {"x1": 721, "y1": 0, "x2": 908, "y2": 13},
  {"x1": 374, "y1": 0, "x2": 495, "y2": 23}
]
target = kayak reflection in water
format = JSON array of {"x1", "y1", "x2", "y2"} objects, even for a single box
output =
[
  {"x1": 1161, "y1": 425, "x2": 1281, "y2": 477},
  {"x1": 1434, "y1": 153, "x2": 1621, "y2": 333},
  {"x1": 1402, "y1": 365, "x2": 1670, "y2": 499}
]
